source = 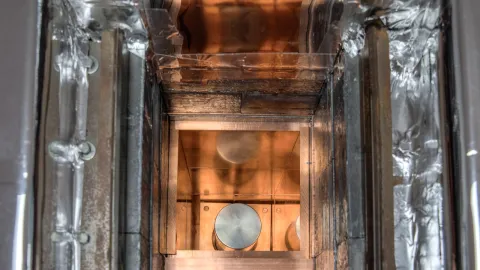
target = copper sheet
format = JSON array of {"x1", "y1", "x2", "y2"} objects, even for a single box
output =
[
  {"x1": 176, "y1": 0, "x2": 303, "y2": 54},
  {"x1": 273, "y1": 204, "x2": 301, "y2": 251},
  {"x1": 177, "y1": 131, "x2": 300, "y2": 201},
  {"x1": 177, "y1": 202, "x2": 301, "y2": 252}
]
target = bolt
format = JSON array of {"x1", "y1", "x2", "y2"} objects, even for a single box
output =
[
  {"x1": 78, "y1": 141, "x2": 96, "y2": 161},
  {"x1": 76, "y1": 232, "x2": 90, "y2": 244}
]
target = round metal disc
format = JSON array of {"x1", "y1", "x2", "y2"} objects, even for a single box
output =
[
  {"x1": 216, "y1": 131, "x2": 260, "y2": 164},
  {"x1": 214, "y1": 203, "x2": 262, "y2": 249},
  {"x1": 295, "y1": 216, "x2": 301, "y2": 239}
]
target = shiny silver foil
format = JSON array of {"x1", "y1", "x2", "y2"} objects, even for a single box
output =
[
  {"x1": 382, "y1": 0, "x2": 445, "y2": 268},
  {"x1": 50, "y1": 1, "x2": 147, "y2": 269},
  {"x1": 50, "y1": 1, "x2": 92, "y2": 269},
  {"x1": 341, "y1": 0, "x2": 446, "y2": 268}
]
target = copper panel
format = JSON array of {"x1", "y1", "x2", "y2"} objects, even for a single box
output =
[
  {"x1": 165, "y1": 257, "x2": 314, "y2": 270},
  {"x1": 176, "y1": 202, "x2": 193, "y2": 250},
  {"x1": 273, "y1": 204, "x2": 301, "y2": 251},
  {"x1": 179, "y1": 130, "x2": 299, "y2": 169},
  {"x1": 178, "y1": 169, "x2": 301, "y2": 201},
  {"x1": 178, "y1": 130, "x2": 300, "y2": 201},
  {"x1": 172, "y1": 250, "x2": 304, "y2": 258},
  {"x1": 176, "y1": 0, "x2": 303, "y2": 54}
]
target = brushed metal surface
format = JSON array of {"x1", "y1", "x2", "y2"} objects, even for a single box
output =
[
  {"x1": 296, "y1": 216, "x2": 300, "y2": 239},
  {"x1": 214, "y1": 204, "x2": 262, "y2": 250}
]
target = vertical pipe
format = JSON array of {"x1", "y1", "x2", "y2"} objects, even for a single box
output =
[
  {"x1": 53, "y1": 37, "x2": 90, "y2": 270},
  {"x1": 448, "y1": 0, "x2": 480, "y2": 268}
]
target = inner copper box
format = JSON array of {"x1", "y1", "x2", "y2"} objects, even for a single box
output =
[{"x1": 154, "y1": 118, "x2": 335, "y2": 270}]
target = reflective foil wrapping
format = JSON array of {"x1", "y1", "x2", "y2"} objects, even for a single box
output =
[
  {"x1": 341, "y1": 0, "x2": 445, "y2": 268},
  {"x1": 51, "y1": 1, "x2": 91, "y2": 269},
  {"x1": 383, "y1": 0, "x2": 444, "y2": 268},
  {"x1": 50, "y1": 1, "x2": 147, "y2": 269}
]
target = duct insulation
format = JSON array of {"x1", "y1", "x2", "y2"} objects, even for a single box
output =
[
  {"x1": 342, "y1": 0, "x2": 447, "y2": 268},
  {"x1": 48, "y1": 1, "x2": 148, "y2": 269},
  {"x1": 385, "y1": 0, "x2": 445, "y2": 268}
]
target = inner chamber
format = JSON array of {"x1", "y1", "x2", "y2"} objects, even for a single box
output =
[{"x1": 176, "y1": 131, "x2": 301, "y2": 251}]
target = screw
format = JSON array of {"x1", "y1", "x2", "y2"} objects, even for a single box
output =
[
  {"x1": 276, "y1": 208, "x2": 281, "y2": 213},
  {"x1": 78, "y1": 141, "x2": 95, "y2": 161},
  {"x1": 262, "y1": 208, "x2": 268, "y2": 213},
  {"x1": 204, "y1": 206, "x2": 209, "y2": 211},
  {"x1": 76, "y1": 232, "x2": 90, "y2": 244}
]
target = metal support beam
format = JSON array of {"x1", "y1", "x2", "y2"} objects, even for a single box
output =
[
  {"x1": 81, "y1": 30, "x2": 124, "y2": 270},
  {"x1": 362, "y1": 24, "x2": 395, "y2": 270}
]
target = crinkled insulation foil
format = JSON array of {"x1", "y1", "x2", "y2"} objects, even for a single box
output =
[
  {"x1": 342, "y1": 0, "x2": 445, "y2": 268},
  {"x1": 50, "y1": 1, "x2": 147, "y2": 269},
  {"x1": 384, "y1": 0, "x2": 445, "y2": 268}
]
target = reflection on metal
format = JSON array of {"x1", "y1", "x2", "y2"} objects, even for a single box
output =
[
  {"x1": 214, "y1": 204, "x2": 262, "y2": 250},
  {"x1": 295, "y1": 216, "x2": 300, "y2": 239},
  {"x1": 216, "y1": 132, "x2": 261, "y2": 164},
  {"x1": 174, "y1": 0, "x2": 303, "y2": 54},
  {"x1": 449, "y1": 0, "x2": 480, "y2": 268}
]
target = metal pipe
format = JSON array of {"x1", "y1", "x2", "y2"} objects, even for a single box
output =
[
  {"x1": 449, "y1": 0, "x2": 480, "y2": 268},
  {"x1": 0, "y1": 0, "x2": 41, "y2": 269}
]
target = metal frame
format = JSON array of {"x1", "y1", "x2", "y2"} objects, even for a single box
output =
[
  {"x1": 156, "y1": 119, "x2": 313, "y2": 264},
  {"x1": 362, "y1": 23, "x2": 395, "y2": 269}
]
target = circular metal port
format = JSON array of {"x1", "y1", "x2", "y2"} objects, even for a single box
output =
[{"x1": 214, "y1": 203, "x2": 261, "y2": 250}]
